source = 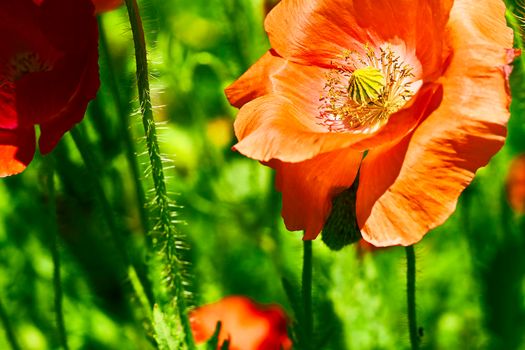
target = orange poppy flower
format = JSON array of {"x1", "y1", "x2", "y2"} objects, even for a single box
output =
[
  {"x1": 506, "y1": 154, "x2": 525, "y2": 213},
  {"x1": 190, "y1": 296, "x2": 292, "y2": 350},
  {"x1": 226, "y1": 0, "x2": 515, "y2": 246}
]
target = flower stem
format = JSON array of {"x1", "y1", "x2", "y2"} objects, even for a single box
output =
[
  {"x1": 406, "y1": 245, "x2": 420, "y2": 350},
  {"x1": 44, "y1": 156, "x2": 69, "y2": 350},
  {"x1": 0, "y1": 297, "x2": 21, "y2": 350},
  {"x1": 97, "y1": 16, "x2": 149, "y2": 235},
  {"x1": 69, "y1": 126, "x2": 153, "y2": 321},
  {"x1": 123, "y1": 1, "x2": 195, "y2": 348},
  {"x1": 302, "y1": 240, "x2": 313, "y2": 349}
]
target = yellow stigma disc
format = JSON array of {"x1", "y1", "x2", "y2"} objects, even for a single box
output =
[{"x1": 347, "y1": 66, "x2": 385, "y2": 105}]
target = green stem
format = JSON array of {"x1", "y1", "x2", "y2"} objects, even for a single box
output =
[
  {"x1": 44, "y1": 157, "x2": 69, "y2": 350},
  {"x1": 0, "y1": 297, "x2": 21, "y2": 350},
  {"x1": 302, "y1": 240, "x2": 313, "y2": 349},
  {"x1": 69, "y1": 126, "x2": 153, "y2": 321},
  {"x1": 406, "y1": 245, "x2": 420, "y2": 350},
  {"x1": 123, "y1": 1, "x2": 195, "y2": 348},
  {"x1": 97, "y1": 16, "x2": 149, "y2": 235}
]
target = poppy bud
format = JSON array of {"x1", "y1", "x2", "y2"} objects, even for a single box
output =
[{"x1": 322, "y1": 182, "x2": 362, "y2": 251}]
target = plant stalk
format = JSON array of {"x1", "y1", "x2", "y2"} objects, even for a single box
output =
[
  {"x1": 123, "y1": 1, "x2": 195, "y2": 348},
  {"x1": 406, "y1": 245, "x2": 420, "y2": 350},
  {"x1": 302, "y1": 240, "x2": 313, "y2": 350}
]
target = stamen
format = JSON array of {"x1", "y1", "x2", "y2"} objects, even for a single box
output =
[
  {"x1": 319, "y1": 45, "x2": 416, "y2": 134},
  {"x1": 7, "y1": 52, "x2": 51, "y2": 81}
]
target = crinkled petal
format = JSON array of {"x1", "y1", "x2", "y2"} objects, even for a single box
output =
[
  {"x1": 226, "y1": 50, "x2": 326, "y2": 114},
  {"x1": 225, "y1": 50, "x2": 286, "y2": 109},
  {"x1": 0, "y1": 127, "x2": 35, "y2": 177},
  {"x1": 234, "y1": 82, "x2": 440, "y2": 163},
  {"x1": 269, "y1": 147, "x2": 362, "y2": 239},
  {"x1": 265, "y1": 0, "x2": 452, "y2": 78},
  {"x1": 356, "y1": 0, "x2": 513, "y2": 246},
  {"x1": 234, "y1": 94, "x2": 372, "y2": 162}
]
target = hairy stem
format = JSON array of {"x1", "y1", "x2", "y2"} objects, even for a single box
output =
[
  {"x1": 302, "y1": 240, "x2": 313, "y2": 350},
  {"x1": 44, "y1": 157, "x2": 69, "y2": 350},
  {"x1": 123, "y1": 1, "x2": 195, "y2": 348},
  {"x1": 406, "y1": 245, "x2": 420, "y2": 350}
]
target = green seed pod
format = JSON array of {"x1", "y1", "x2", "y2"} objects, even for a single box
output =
[{"x1": 347, "y1": 66, "x2": 385, "y2": 105}]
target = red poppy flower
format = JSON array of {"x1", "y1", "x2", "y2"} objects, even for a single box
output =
[
  {"x1": 92, "y1": 0, "x2": 123, "y2": 14},
  {"x1": 190, "y1": 296, "x2": 292, "y2": 350},
  {"x1": 506, "y1": 154, "x2": 525, "y2": 213},
  {"x1": 0, "y1": 0, "x2": 99, "y2": 177},
  {"x1": 226, "y1": 0, "x2": 515, "y2": 246}
]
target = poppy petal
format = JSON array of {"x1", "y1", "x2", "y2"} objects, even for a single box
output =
[
  {"x1": 226, "y1": 51, "x2": 329, "y2": 115},
  {"x1": 225, "y1": 50, "x2": 286, "y2": 109},
  {"x1": 15, "y1": 0, "x2": 98, "y2": 127},
  {"x1": 234, "y1": 94, "x2": 372, "y2": 162},
  {"x1": 234, "y1": 80, "x2": 440, "y2": 163},
  {"x1": 92, "y1": 0, "x2": 123, "y2": 14},
  {"x1": 356, "y1": 0, "x2": 513, "y2": 246},
  {"x1": 38, "y1": 59, "x2": 98, "y2": 154},
  {"x1": 265, "y1": 0, "x2": 452, "y2": 78},
  {"x1": 0, "y1": 128, "x2": 35, "y2": 177},
  {"x1": 38, "y1": 14, "x2": 100, "y2": 154},
  {"x1": 269, "y1": 147, "x2": 362, "y2": 239}
]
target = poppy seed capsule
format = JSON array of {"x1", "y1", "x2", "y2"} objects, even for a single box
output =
[{"x1": 347, "y1": 66, "x2": 385, "y2": 105}]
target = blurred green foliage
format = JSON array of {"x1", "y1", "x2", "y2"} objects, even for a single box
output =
[{"x1": 1, "y1": 0, "x2": 525, "y2": 349}]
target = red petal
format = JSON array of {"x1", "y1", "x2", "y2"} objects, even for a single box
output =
[
  {"x1": 0, "y1": 128, "x2": 35, "y2": 177},
  {"x1": 16, "y1": 0, "x2": 98, "y2": 127},
  {"x1": 190, "y1": 296, "x2": 292, "y2": 350},
  {"x1": 39, "y1": 49, "x2": 99, "y2": 154},
  {"x1": 92, "y1": 0, "x2": 123, "y2": 14},
  {"x1": 269, "y1": 147, "x2": 362, "y2": 239}
]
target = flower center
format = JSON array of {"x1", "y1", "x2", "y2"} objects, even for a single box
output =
[
  {"x1": 319, "y1": 45, "x2": 416, "y2": 134},
  {"x1": 7, "y1": 52, "x2": 51, "y2": 81}
]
